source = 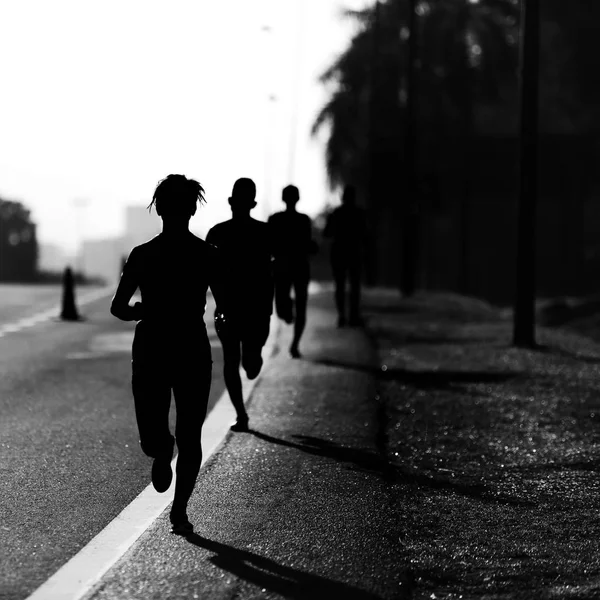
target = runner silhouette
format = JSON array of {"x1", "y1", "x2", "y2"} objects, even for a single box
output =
[
  {"x1": 206, "y1": 178, "x2": 273, "y2": 432},
  {"x1": 324, "y1": 184, "x2": 366, "y2": 327},
  {"x1": 111, "y1": 174, "x2": 220, "y2": 536},
  {"x1": 268, "y1": 185, "x2": 316, "y2": 358}
]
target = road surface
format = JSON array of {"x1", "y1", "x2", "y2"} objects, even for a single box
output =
[{"x1": 0, "y1": 291, "x2": 226, "y2": 600}]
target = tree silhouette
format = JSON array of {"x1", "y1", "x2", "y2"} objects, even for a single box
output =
[
  {"x1": 0, "y1": 198, "x2": 38, "y2": 282},
  {"x1": 313, "y1": 0, "x2": 519, "y2": 288}
]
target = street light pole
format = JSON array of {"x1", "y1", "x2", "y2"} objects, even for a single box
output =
[
  {"x1": 513, "y1": 0, "x2": 539, "y2": 347},
  {"x1": 261, "y1": 24, "x2": 276, "y2": 220},
  {"x1": 287, "y1": 0, "x2": 305, "y2": 184},
  {"x1": 72, "y1": 198, "x2": 88, "y2": 277},
  {"x1": 400, "y1": 0, "x2": 419, "y2": 297},
  {"x1": 263, "y1": 93, "x2": 278, "y2": 221}
]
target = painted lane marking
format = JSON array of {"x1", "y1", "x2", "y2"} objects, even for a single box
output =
[
  {"x1": 25, "y1": 313, "x2": 279, "y2": 600},
  {"x1": 0, "y1": 287, "x2": 113, "y2": 339}
]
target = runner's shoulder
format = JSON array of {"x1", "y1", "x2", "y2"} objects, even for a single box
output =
[
  {"x1": 129, "y1": 235, "x2": 161, "y2": 258},
  {"x1": 252, "y1": 219, "x2": 272, "y2": 246},
  {"x1": 206, "y1": 219, "x2": 233, "y2": 243},
  {"x1": 251, "y1": 217, "x2": 270, "y2": 232}
]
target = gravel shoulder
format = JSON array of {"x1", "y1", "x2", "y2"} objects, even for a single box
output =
[{"x1": 366, "y1": 290, "x2": 600, "y2": 599}]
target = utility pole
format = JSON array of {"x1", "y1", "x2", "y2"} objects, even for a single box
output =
[
  {"x1": 513, "y1": 0, "x2": 539, "y2": 347},
  {"x1": 365, "y1": 0, "x2": 381, "y2": 287},
  {"x1": 400, "y1": 0, "x2": 419, "y2": 296},
  {"x1": 260, "y1": 24, "x2": 277, "y2": 219},
  {"x1": 287, "y1": 0, "x2": 305, "y2": 184},
  {"x1": 72, "y1": 198, "x2": 88, "y2": 277}
]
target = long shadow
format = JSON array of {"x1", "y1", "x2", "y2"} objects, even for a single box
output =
[
  {"x1": 539, "y1": 297, "x2": 600, "y2": 327},
  {"x1": 185, "y1": 534, "x2": 383, "y2": 599},
  {"x1": 251, "y1": 430, "x2": 389, "y2": 476},
  {"x1": 534, "y1": 344, "x2": 600, "y2": 365},
  {"x1": 311, "y1": 357, "x2": 520, "y2": 390},
  {"x1": 362, "y1": 304, "x2": 416, "y2": 315},
  {"x1": 250, "y1": 431, "x2": 535, "y2": 508},
  {"x1": 500, "y1": 459, "x2": 600, "y2": 474},
  {"x1": 396, "y1": 334, "x2": 502, "y2": 346}
]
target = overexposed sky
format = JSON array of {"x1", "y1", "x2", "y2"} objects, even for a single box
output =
[{"x1": 0, "y1": 0, "x2": 367, "y2": 253}]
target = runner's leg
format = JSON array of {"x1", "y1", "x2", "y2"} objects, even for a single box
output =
[
  {"x1": 290, "y1": 263, "x2": 309, "y2": 357},
  {"x1": 274, "y1": 261, "x2": 294, "y2": 323},
  {"x1": 216, "y1": 327, "x2": 246, "y2": 422},
  {"x1": 331, "y1": 253, "x2": 347, "y2": 326},
  {"x1": 131, "y1": 329, "x2": 174, "y2": 460},
  {"x1": 170, "y1": 355, "x2": 212, "y2": 527},
  {"x1": 241, "y1": 314, "x2": 270, "y2": 379},
  {"x1": 349, "y1": 257, "x2": 362, "y2": 324}
]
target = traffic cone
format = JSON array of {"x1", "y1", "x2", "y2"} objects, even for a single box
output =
[{"x1": 60, "y1": 267, "x2": 81, "y2": 321}]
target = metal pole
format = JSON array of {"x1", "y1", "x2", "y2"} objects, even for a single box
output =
[
  {"x1": 261, "y1": 24, "x2": 276, "y2": 219},
  {"x1": 365, "y1": 0, "x2": 381, "y2": 287},
  {"x1": 287, "y1": 0, "x2": 305, "y2": 183},
  {"x1": 513, "y1": 0, "x2": 539, "y2": 347},
  {"x1": 400, "y1": 0, "x2": 419, "y2": 296}
]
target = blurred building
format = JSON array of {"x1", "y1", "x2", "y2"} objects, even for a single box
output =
[
  {"x1": 123, "y1": 205, "x2": 160, "y2": 255},
  {"x1": 75, "y1": 204, "x2": 161, "y2": 283},
  {"x1": 38, "y1": 242, "x2": 67, "y2": 272},
  {"x1": 79, "y1": 238, "x2": 123, "y2": 284}
]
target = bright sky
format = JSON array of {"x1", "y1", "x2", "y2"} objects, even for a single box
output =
[{"x1": 0, "y1": 0, "x2": 367, "y2": 254}]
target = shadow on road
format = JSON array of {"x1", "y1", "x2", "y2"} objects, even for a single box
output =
[
  {"x1": 185, "y1": 534, "x2": 382, "y2": 599},
  {"x1": 250, "y1": 430, "x2": 535, "y2": 508},
  {"x1": 534, "y1": 343, "x2": 600, "y2": 365},
  {"x1": 251, "y1": 429, "x2": 389, "y2": 476},
  {"x1": 394, "y1": 333, "x2": 503, "y2": 346},
  {"x1": 311, "y1": 357, "x2": 521, "y2": 389}
]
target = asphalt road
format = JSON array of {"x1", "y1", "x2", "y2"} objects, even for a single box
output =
[
  {"x1": 0, "y1": 293, "x2": 225, "y2": 600},
  {"x1": 0, "y1": 285, "x2": 64, "y2": 326}
]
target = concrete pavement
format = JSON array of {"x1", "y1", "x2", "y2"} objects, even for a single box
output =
[
  {"x1": 82, "y1": 291, "x2": 407, "y2": 600},
  {"x1": 13, "y1": 286, "x2": 600, "y2": 599}
]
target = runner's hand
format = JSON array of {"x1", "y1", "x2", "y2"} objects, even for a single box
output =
[{"x1": 132, "y1": 302, "x2": 144, "y2": 321}]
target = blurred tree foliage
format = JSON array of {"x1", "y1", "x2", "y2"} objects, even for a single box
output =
[
  {"x1": 313, "y1": 0, "x2": 595, "y2": 196},
  {"x1": 539, "y1": 1, "x2": 600, "y2": 133},
  {"x1": 313, "y1": 0, "x2": 519, "y2": 196},
  {"x1": 0, "y1": 198, "x2": 38, "y2": 281}
]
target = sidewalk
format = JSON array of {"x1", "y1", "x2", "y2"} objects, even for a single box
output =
[
  {"x1": 367, "y1": 290, "x2": 600, "y2": 599},
  {"x1": 85, "y1": 289, "x2": 405, "y2": 600},
  {"x1": 85, "y1": 289, "x2": 600, "y2": 599}
]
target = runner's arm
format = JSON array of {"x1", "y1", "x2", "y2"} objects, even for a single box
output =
[
  {"x1": 206, "y1": 240, "x2": 228, "y2": 314},
  {"x1": 110, "y1": 248, "x2": 143, "y2": 321},
  {"x1": 306, "y1": 215, "x2": 319, "y2": 255},
  {"x1": 323, "y1": 210, "x2": 335, "y2": 239}
]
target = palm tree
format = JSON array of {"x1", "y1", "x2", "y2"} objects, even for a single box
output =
[
  {"x1": 313, "y1": 0, "x2": 519, "y2": 289},
  {"x1": 418, "y1": 0, "x2": 519, "y2": 294}
]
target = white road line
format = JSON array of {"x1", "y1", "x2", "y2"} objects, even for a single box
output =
[
  {"x1": 0, "y1": 286, "x2": 114, "y2": 339},
  {"x1": 25, "y1": 313, "x2": 280, "y2": 600}
]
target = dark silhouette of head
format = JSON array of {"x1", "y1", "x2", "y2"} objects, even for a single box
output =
[
  {"x1": 341, "y1": 185, "x2": 356, "y2": 207},
  {"x1": 148, "y1": 174, "x2": 205, "y2": 222},
  {"x1": 282, "y1": 185, "x2": 299, "y2": 209},
  {"x1": 229, "y1": 178, "x2": 257, "y2": 216}
]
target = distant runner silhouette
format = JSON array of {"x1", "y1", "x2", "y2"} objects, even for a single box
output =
[
  {"x1": 206, "y1": 178, "x2": 273, "y2": 432},
  {"x1": 111, "y1": 174, "x2": 221, "y2": 536},
  {"x1": 268, "y1": 185, "x2": 316, "y2": 358},
  {"x1": 324, "y1": 185, "x2": 366, "y2": 327}
]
